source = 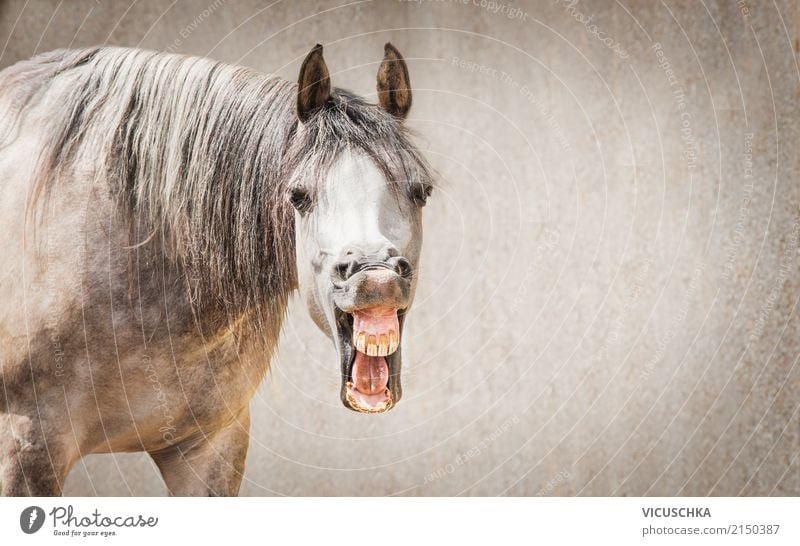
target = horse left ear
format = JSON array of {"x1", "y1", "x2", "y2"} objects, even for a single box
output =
[
  {"x1": 297, "y1": 44, "x2": 331, "y2": 123},
  {"x1": 377, "y1": 43, "x2": 412, "y2": 119}
]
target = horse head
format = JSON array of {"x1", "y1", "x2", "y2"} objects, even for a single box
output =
[{"x1": 289, "y1": 43, "x2": 432, "y2": 413}]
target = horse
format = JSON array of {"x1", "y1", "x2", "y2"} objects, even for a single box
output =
[{"x1": 0, "y1": 42, "x2": 433, "y2": 496}]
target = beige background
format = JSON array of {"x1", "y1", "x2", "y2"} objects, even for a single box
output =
[{"x1": 1, "y1": 0, "x2": 798, "y2": 496}]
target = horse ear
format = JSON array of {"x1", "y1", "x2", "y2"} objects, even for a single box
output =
[
  {"x1": 377, "y1": 43, "x2": 412, "y2": 119},
  {"x1": 297, "y1": 44, "x2": 331, "y2": 123}
]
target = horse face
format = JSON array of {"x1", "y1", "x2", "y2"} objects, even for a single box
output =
[
  {"x1": 291, "y1": 43, "x2": 428, "y2": 413},
  {"x1": 293, "y1": 153, "x2": 423, "y2": 412}
]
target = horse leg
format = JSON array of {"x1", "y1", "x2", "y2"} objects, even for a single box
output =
[
  {"x1": 0, "y1": 413, "x2": 74, "y2": 496},
  {"x1": 150, "y1": 409, "x2": 250, "y2": 496}
]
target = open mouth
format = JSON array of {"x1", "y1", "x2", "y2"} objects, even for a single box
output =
[{"x1": 336, "y1": 306, "x2": 403, "y2": 413}]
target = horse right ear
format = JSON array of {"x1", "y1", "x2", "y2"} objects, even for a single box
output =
[
  {"x1": 297, "y1": 44, "x2": 331, "y2": 123},
  {"x1": 376, "y1": 43, "x2": 412, "y2": 119}
]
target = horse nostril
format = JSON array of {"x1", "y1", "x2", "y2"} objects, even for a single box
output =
[
  {"x1": 393, "y1": 257, "x2": 413, "y2": 279},
  {"x1": 335, "y1": 261, "x2": 356, "y2": 280}
]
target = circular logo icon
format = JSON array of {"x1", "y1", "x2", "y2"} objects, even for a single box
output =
[{"x1": 20, "y1": 506, "x2": 45, "y2": 534}]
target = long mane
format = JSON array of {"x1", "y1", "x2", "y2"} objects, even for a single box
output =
[{"x1": 1, "y1": 46, "x2": 432, "y2": 335}]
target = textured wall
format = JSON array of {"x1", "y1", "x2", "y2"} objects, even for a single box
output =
[{"x1": 1, "y1": 0, "x2": 798, "y2": 496}]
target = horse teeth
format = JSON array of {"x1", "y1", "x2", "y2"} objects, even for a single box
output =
[
  {"x1": 366, "y1": 335, "x2": 378, "y2": 356},
  {"x1": 353, "y1": 330, "x2": 400, "y2": 356},
  {"x1": 354, "y1": 332, "x2": 366, "y2": 353}
]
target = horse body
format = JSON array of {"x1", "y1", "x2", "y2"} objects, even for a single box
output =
[
  {"x1": 0, "y1": 50, "x2": 268, "y2": 495},
  {"x1": 0, "y1": 44, "x2": 430, "y2": 496}
]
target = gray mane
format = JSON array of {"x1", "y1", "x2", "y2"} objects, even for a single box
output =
[{"x1": 2, "y1": 46, "x2": 431, "y2": 333}]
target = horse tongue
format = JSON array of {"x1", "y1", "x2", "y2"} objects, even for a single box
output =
[{"x1": 351, "y1": 352, "x2": 389, "y2": 395}]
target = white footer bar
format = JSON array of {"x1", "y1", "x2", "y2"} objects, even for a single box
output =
[{"x1": 1, "y1": 497, "x2": 797, "y2": 545}]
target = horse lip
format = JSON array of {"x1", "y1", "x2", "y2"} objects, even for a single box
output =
[
  {"x1": 335, "y1": 307, "x2": 404, "y2": 412},
  {"x1": 331, "y1": 287, "x2": 411, "y2": 314},
  {"x1": 335, "y1": 300, "x2": 407, "y2": 314},
  {"x1": 331, "y1": 284, "x2": 409, "y2": 313}
]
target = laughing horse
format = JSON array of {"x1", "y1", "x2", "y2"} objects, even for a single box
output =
[{"x1": 0, "y1": 43, "x2": 433, "y2": 495}]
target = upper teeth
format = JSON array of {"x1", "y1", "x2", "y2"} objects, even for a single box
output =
[{"x1": 354, "y1": 330, "x2": 399, "y2": 356}]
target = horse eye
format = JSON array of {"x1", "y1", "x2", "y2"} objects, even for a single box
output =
[
  {"x1": 289, "y1": 188, "x2": 313, "y2": 213},
  {"x1": 411, "y1": 183, "x2": 432, "y2": 207}
]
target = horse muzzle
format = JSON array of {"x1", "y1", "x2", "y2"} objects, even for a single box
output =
[
  {"x1": 332, "y1": 267, "x2": 412, "y2": 313},
  {"x1": 331, "y1": 265, "x2": 412, "y2": 413}
]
